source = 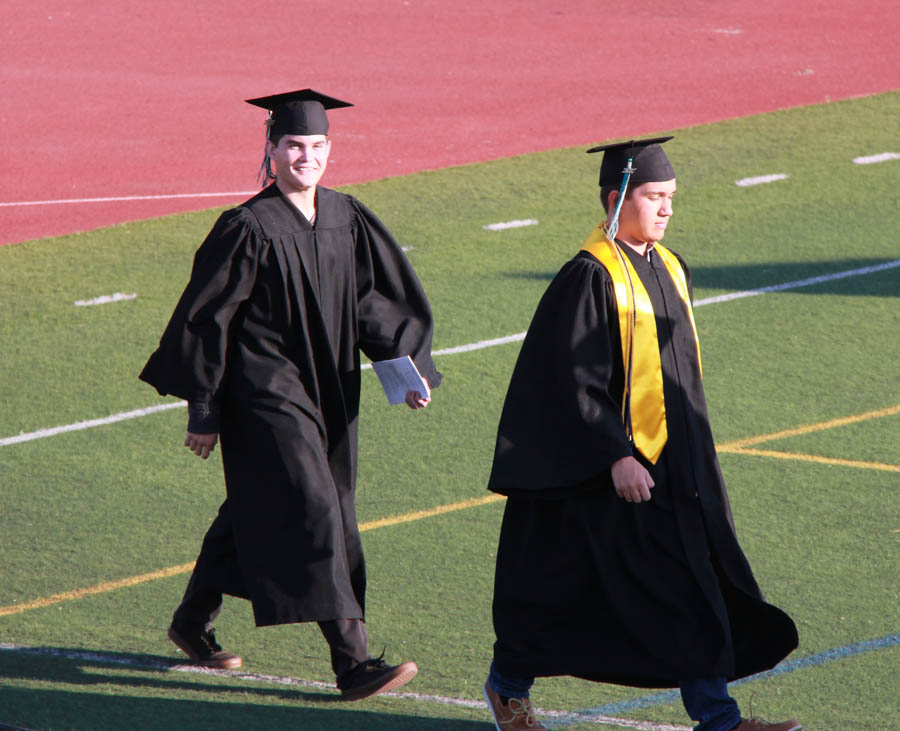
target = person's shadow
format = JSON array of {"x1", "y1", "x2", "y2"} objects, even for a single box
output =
[
  {"x1": 507, "y1": 257, "x2": 900, "y2": 298},
  {"x1": 0, "y1": 645, "x2": 489, "y2": 729}
]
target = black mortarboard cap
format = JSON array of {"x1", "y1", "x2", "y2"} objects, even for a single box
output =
[
  {"x1": 587, "y1": 136, "x2": 675, "y2": 187},
  {"x1": 245, "y1": 88, "x2": 353, "y2": 136}
]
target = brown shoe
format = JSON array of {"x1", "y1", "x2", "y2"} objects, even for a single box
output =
[
  {"x1": 167, "y1": 623, "x2": 242, "y2": 669},
  {"x1": 733, "y1": 718, "x2": 802, "y2": 731},
  {"x1": 338, "y1": 655, "x2": 418, "y2": 701},
  {"x1": 482, "y1": 681, "x2": 547, "y2": 730}
]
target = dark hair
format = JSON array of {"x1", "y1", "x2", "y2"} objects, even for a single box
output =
[{"x1": 600, "y1": 184, "x2": 636, "y2": 215}]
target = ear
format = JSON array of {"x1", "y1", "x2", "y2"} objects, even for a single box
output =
[
  {"x1": 607, "y1": 189, "x2": 619, "y2": 215},
  {"x1": 265, "y1": 139, "x2": 276, "y2": 156}
]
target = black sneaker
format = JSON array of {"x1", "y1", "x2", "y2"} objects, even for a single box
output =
[
  {"x1": 337, "y1": 653, "x2": 418, "y2": 701},
  {"x1": 167, "y1": 623, "x2": 242, "y2": 669}
]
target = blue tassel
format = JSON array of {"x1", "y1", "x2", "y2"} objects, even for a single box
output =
[{"x1": 606, "y1": 156, "x2": 635, "y2": 241}]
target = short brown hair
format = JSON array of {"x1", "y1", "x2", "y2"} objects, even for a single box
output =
[{"x1": 600, "y1": 185, "x2": 636, "y2": 215}]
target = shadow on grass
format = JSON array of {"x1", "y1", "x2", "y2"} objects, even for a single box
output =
[
  {"x1": 0, "y1": 647, "x2": 487, "y2": 730},
  {"x1": 506, "y1": 257, "x2": 900, "y2": 298}
]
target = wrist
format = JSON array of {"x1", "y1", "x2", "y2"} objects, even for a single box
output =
[{"x1": 187, "y1": 400, "x2": 221, "y2": 434}]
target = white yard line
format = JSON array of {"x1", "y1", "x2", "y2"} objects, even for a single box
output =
[
  {"x1": 74, "y1": 292, "x2": 137, "y2": 307},
  {"x1": 0, "y1": 402, "x2": 185, "y2": 447},
  {"x1": 2, "y1": 259, "x2": 898, "y2": 448},
  {"x1": 483, "y1": 219, "x2": 539, "y2": 231},
  {"x1": 693, "y1": 259, "x2": 900, "y2": 306},
  {"x1": 852, "y1": 152, "x2": 899, "y2": 165},
  {"x1": 734, "y1": 173, "x2": 789, "y2": 187}
]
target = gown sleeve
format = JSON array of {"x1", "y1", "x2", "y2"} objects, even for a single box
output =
[
  {"x1": 488, "y1": 253, "x2": 633, "y2": 496},
  {"x1": 139, "y1": 208, "x2": 263, "y2": 405},
  {"x1": 350, "y1": 197, "x2": 443, "y2": 388}
]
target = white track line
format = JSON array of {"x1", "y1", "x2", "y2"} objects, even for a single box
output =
[
  {"x1": 74, "y1": 292, "x2": 137, "y2": 307},
  {"x1": 1, "y1": 152, "x2": 893, "y2": 209},
  {"x1": 734, "y1": 173, "x2": 789, "y2": 187},
  {"x1": 2, "y1": 259, "x2": 898, "y2": 448},
  {"x1": 0, "y1": 643, "x2": 688, "y2": 729},
  {"x1": 0, "y1": 192, "x2": 258, "y2": 208}
]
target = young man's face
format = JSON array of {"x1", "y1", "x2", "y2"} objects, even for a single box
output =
[
  {"x1": 267, "y1": 134, "x2": 331, "y2": 193},
  {"x1": 613, "y1": 179, "x2": 677, "y2": 247}
]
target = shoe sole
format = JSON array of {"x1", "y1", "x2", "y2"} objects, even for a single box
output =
[
  {"x1": 341, "y1": 662, "x2": 419, "y2": 701},
  {"x1": 167, "y1": 626, "x2": 243, "y2": 670},
  {"x1": 482, "y1": 683, "x2": 504, "y2": 731}
]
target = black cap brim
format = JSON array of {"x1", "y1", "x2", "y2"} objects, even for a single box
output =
[
  {"x1": 246, "y1": 88, "x2": 353, "y2": 137},
  {"x1": 586, "y1": 136, "x2": 675, "y2": 187}
]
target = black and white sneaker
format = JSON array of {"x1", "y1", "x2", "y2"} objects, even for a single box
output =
[
  {"x1": 168, "y1": 623, "x2": 242, "y2": 669},
  {"x1": 337, "y1": 653, "x2": 418, "y2": 700}
]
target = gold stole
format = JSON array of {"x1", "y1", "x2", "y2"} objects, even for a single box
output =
[{"x1": 580, "y1": 227, "x2": 701, "y2": 464}]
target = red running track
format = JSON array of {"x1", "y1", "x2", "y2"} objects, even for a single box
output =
[{"x1": 2, "y1": 0, "x2": 898, "y2": 245}]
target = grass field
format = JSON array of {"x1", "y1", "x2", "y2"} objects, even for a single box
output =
[{"x1": 1, "y1": 92, "x2": 898, "y2": 730}]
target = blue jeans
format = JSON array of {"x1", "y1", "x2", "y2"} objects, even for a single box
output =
[
  {"x1": 488, "y1": 664, "x2": 741, "y2": 731},
  {"x1": 680, "y1": 676, "x2": 741, "y2": 731}
]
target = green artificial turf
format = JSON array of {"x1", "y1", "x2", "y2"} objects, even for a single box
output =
[{"x1": 1, "y1": 91, "x2": 898, "y2": 730}]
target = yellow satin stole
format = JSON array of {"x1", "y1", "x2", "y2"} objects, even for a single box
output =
[{"x1": 581, "y1": 227, "x2": 701, "y2": 464}]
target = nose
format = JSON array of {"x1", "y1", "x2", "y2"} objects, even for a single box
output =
[{"x1": 660, "y1": 198, "x2": 673, "y2": 216}]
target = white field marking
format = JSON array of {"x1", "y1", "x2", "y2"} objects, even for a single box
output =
[
  {"x1": 401, "y1": 246, "x2": 414, "y2": 252},
  {"x1": 0, "y1": 191, "x2": 258, "y2": 208},
  {"x1": 359, "y1": 333, "x2": 528, "y2": 371},
  {"x1": 712, "y1": 27, "x2": 743, "y2": 34},
  {"x1": 0, "y1": 643, "x2": 689, "y2": 729},
  {"x1": 0, "y1": 402, "x2": 185, "y2": 447},
  {"x1": 74, "y1": 292, "x2": 137, "y2": 307},
  {"x1": 3, "y1": 259, "x2": 898, "y2": 449},
  {"x1": 483, "y1": 218, "x2": 539, "y2": 231},
  {"x1": 433, "y1": 332, "x2": 527, "y2": 356},
  {"x1": 693, "y1": 259, "x2": 900, "y2": 306},
  {"x1": 853, "y1": 152, "x2": 900, "y2": 165},
  {"x1": 734, "y1": 173, "x2": 789, "y2": 187}
]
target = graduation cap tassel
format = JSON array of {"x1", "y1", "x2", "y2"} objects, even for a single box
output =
[
  {"x1": 257, "y1": 113, "x2": 276, "y2": 187},
  {"x1": 605, "y1": 157, "x2": 635, "y2": 241},
  {"x1": 257, "y1": 150, "x2": 275, "y2": 187}
]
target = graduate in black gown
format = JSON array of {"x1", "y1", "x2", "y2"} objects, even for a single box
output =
[
  {"x1": 140, "y1": 89, "x2": 441, "y2": 701},
  {"x1": 481, "y1": 138, "x2": 801, "y2": 731}
]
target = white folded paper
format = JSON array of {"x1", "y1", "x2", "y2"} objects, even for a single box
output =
[{"x1": 371, "y1": 356, "x2": 430, "y2": 405}]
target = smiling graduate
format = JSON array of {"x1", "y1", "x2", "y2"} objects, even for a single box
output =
[{"x1": 140, "y1": 88, "x2": 440, "y2": 701}]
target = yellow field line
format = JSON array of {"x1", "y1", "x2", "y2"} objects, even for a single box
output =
[
  {"x1": 5, "y1": 404, "x2": 897, "y2": 618},
  {"x1": 0, "y1": 494, "x2": 505, "y2": 618},
  {"x1": 719, "y1": 404, "x2": 900, "y2": 450},
  {"x1": 721, "y1": 447, "x2": 900, "y2": 473},
  {"x1": 358, "y1": 493, "x2": 504, "y2": 531},
  {"x1": 0, "y1": 562, "x2": 196, "y2": 618}
]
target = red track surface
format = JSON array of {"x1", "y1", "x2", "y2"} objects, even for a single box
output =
[{"x1": 2, "y1": 0, "x2": 898, "y2": 246}]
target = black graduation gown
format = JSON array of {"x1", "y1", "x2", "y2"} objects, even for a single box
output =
[
  {"x1": 488, "y1": 245, "x2": 797, "y2": 687},
  {"x1": 140, "y1": 184, "x2": 441, "y2": 627}
]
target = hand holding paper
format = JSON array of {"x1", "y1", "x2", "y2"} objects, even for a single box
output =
[{"x1": 372, "y1": 356, "x2": 431, "y2": 407}]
